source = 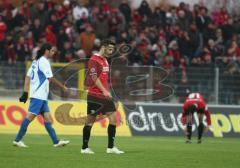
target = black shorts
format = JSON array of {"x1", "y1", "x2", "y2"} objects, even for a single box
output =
[
  {"x1": 87, "y1": 94, "x2": 116, "y2": 116},
  {"x1": 185, "y1": 104, "x2": 205, "y2": 115}
]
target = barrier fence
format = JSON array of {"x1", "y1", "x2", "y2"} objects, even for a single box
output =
[{"x1": 0, "y1": 61, "x2": 240, "y2": 105}]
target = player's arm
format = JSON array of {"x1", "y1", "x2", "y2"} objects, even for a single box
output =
[
  {"x1": 181, "y1": 107, "x2": 187, "y2": 125},
  {"x1": 205, "y1": 110, "x2": 211, "y2": 126},
  {"x1": 92, "y1": 74, "x2": 112, "y2": 98},
  {"x1": 19, "y1": 69, "x2": 31, "y2": 103},
  {"x1": 23, "y1": 76, "x2": 30, "y2": 92},
  {"x1": 48, "y1": 77, "x2": 68, "y2": 92},
  {"x1": 40, "y1": 59, "x2": 68, "y2": 93},
  {"x1": 204, "y1": 106, "x2": 211, "y2": 132}
]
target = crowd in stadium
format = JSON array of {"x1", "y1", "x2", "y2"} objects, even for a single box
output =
[{"x1": 0, "y1": 0, "x2": 240, "y2": 104}]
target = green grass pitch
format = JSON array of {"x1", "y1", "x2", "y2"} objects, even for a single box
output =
[{"x1": 0, "y1": 134, "x2": 239, "y2": 168}]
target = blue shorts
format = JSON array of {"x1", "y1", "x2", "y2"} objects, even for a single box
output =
[{"x1": 28, "y1": 98, "x2": 50, "y2": 115}]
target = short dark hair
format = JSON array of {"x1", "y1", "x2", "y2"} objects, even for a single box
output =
[
  {"x1": 101, "y1": 39, "x2": 116, "y2": 47},
  {"x1": 36, "y1": 43, "x2": 52, "y2": 60}
]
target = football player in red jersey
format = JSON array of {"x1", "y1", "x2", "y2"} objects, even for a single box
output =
[
  {"x1": 81, "y1": 39, "x2": 124, "y2": 154},
  {"x1": 182, "y1": 93, "x2": 211, "y2": 143}
]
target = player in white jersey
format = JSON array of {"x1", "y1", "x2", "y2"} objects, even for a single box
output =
[{"x1": 13, "y1": 43, "x2": 70, "y2": 148}]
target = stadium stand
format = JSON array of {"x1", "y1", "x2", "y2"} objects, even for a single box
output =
[{"x1": 0, "y1": 0, "x2": 240, "y2": 104}]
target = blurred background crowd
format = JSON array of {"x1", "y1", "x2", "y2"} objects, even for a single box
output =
[{"x1": 0, "y1": 0, "x2": 240, "y2": 104}]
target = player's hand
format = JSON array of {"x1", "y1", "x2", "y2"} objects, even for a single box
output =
[
  {"x1": 63, "y1": 86, "x2": 70, "y2": 95},
  {"x1": 103, "y1": 91, "x2": 112, "y2": 99},
  {"x1": 63, "y1": 86, "x2": 68, "y2": 92},
  {"x1": 204, "y1": 126, "x2": 209, "y2": 133},
  {"x1": 19, "y1": 92, "x2": 28, "y2": 103}
]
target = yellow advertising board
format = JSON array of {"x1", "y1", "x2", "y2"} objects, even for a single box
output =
[{"x1": 0, "y1": 101, "x2": 131, "y2": 136}]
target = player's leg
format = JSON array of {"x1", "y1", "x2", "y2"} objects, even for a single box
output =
[
  {"x1": 186, "y1": 113, "x2": 193, "y2": 143},
  {"x1": 81, "y1": 115, "x2": 96, "y2": 154},
  {"x1": 42, "y1": 111, "x2": 70, "y2": 147},
  {"x1": 13, "y1": 113, "x2": 36, "y2": 147},
  {"x1": 81, "y1": 95, "x2": 100, "y2": 154},
  {"x1": 185, "y1": 104, "x2": 197, "y2": 143},
  {"x1": 105, "y1": 103, "x2": 124, "y2": 154},
  {"x1": 106, "y1": 111, "x2": 117, "y2": 149},
  {"x1": 197, "y1": 110, "x2": 204, "y2": 143},
  {"x1": 13, "y1": 98, "x2": 42, "y2": 147}
]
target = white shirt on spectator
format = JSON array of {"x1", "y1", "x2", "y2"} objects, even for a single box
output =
[
  {"x1": 73, "y1": 5, "x2": 89, "y2": 20},
  {"x1": 27, "y1": 56, "x2": 53, "y2": 101}
]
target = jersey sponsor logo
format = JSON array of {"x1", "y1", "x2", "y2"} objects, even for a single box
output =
[{"x1": 102, "y1": 66, "x2": 109, "y2": 72}]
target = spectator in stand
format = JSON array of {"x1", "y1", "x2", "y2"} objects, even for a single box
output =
[
  {"x1": 45, "y1": 25, "x2": 57, "y2": 46},
  {"x1": 79, "y1": 24, "x2": 96, "y2": 57},
  {"x1": 119, "y1": 31, "x2": 130, "y2": 43},
  {"x1": 119, "y1": 0, "x2": 132, "y2": 23},
  {"x1": 62, "y1": 20, "x2": 75, "y2": 42},
  {"x1": 195, "y1": 7, "x2": 211, "y2": 33},
  {"x1": 60, "y1": 41, "x2": 75, "y2": 62},
  {"x1": 30, "y1": 18, "x2": 43, "y2": 42},
  {"x1": 15, "y1": 36, "x2": 29, "y2": 62},
  {"x1": 153, "y1": 35, "x2": 168, "y2": 65},
  {"x1": 15, "y1": 35, "x2": 29, "y2": 87},
  {"x1": 177, "y1": 10, "x2": 190, "y2": 31},
  {"x1": 152, "y1": 7, "x2": 166, "y2": 28},
  {"x1": 3, "y1": 35, "x2": 17, "y2": 89},
  {"x1": 166, "y1": 7, "x2": 178, "y2": 26},
  {"x1": 128, "y1": 40, "x2": 144, "y2": 66},
  {"x1": 213, "y1": 7, "x2": 229, "y2": 26},
  {"x1": 215, "y1": 28, "x2": 224, "y2": 49},
  {"x1": 19, "y1": 1, "x2": 31, "y2": 21},
  {"x1": 0, "y1": 16, "x2": 7, "y2": 60},
  {"x1": 115, "y1": 8, "x2": 126, "y2": 33},
  {"x1": 76, "y1": 49, "x2": 86, "y2": 60},
  {"x1": 108, "y1": 8, "x2": 123, "y2": 37},
  {"x1": 227, "y1": 40, "x2": 240, "y2": 59},
  {"x1": 100, "y1": 0, "x2": 110, "y2": 15},
  {"x1": 57, "y1": 28, "x2": 69, "y2": 52},
  {"x1": 184, "y1": 3, "x2": 193, "y2": 24},
  {"x1": 94, "y1": 13, "x2": 109, "y2": 39},
  {"x1": 4, "y1": 35, "x2": 16, "y2": 64},
  {"x1": 0, "y1": 0, "x2": 14, "y2": 26},
  {"x1": 203, "y1": 22, "x2": 217, "y2": 43},
  {"x1": 138, "y1": 32, "x2": 151, "y2": 65},
  {"x1": 168, "y1": 40, "x2": 185, "y2": 68},
  {"x1": 132, "y1": 9, "x2": 141, "y2": 25},
  {"x1": 48, "y1": 13, "x2": 60, "y2": 35},
  {"x1": 222, "y1": 18, "x2": 235, "y2": 43},
  {"x1": 63, "y1": 0, "x2": 72, "y2": 15},
  {"x1": 26, "y1": 31, "x2": 35, "y2": 51},
  {"x1": 54, "y1": 4, "x2": 66, "y2": 21},
  {"x1": 73, "y1": 1, "x2": 89, "y2": 33},
  {"x1": 44, "y1": 0, "x2": 55, "y2": 11},
  {"x1": 32, "y1": 1, "x2": 49, "y2": 27},
  {"x1": 178, "y1": 31, "x2": 191, "y2": 59},
  {"x1": 188, "y1": 23, "x2": 202, "y2": 58},
  {"x1": 203, "y1": 39, "x2": 220, "y2": 62},
  {"x1": 138, "y1": 0, "x2": 152, "y2": 18},
  {"x1": 0, "y1": 0, "x2": 240, "y2": 104}
]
